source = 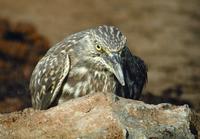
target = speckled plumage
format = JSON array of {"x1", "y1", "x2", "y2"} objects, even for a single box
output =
[{"x1": 29, "y1": 25, "x2": 147, "y2": 109}]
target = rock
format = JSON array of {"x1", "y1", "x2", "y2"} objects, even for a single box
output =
[{"x1": 0, "y1": 93, "x2": 198, "y2": 139}]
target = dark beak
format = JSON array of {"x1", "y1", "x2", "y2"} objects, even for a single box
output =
[{"x1": 109, "y1": 53, "x2": 125, "y2": 86}]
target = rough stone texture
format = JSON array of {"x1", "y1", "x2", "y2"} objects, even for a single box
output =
[{"x1": 0, "y1": 93, "x2": 198, "y2": 139}]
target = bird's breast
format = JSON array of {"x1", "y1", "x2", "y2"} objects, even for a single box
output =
[{"x1": 61, "y1": 66, "x2": 116, "y2": 101}]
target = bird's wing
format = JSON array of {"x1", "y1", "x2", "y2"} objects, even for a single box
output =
[
  {"x1": 115, "y1": 47, "x2": 147, "y2": 99},
  {"x1": 30, "y1": 43, "x2": 70, "y2": 109}
]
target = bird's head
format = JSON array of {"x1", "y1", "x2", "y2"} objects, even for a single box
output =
[{"x1": 76, "y1": 25, "x2": 127, "y2": 86}]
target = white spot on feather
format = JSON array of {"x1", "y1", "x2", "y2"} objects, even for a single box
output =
[
  {"x1": 72, "y1": 67, "x2": 88, "y2": 75},
  {"x1": 63, "y1": 83, "x2": 74, "y2": 95},
  {"x1": 42, "y1": 69, "x2": 46, "y2": 74},
  {"x1": 44, "y1": 78, "x2": 48, "y2": 82},
  {"x1": 37, "y1": 79, "x2": 40, "y2": 85},
  {"x1": 50, "y1": 70, "x2": 54, "y2": 76},
  {"x1": 74, "y1": 82, "x2": 82, "y2": 97}
]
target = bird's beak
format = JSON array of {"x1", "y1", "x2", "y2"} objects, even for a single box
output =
[{"x1": 109, "y1": 53, "x2": 125, "y2": 86}]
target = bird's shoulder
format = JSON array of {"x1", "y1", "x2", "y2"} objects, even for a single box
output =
[{"x1": 46, "y1": 30, "x2": 91, "y2": 56}]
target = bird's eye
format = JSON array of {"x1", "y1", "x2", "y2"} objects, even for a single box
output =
[{"x1": 96, "y1": 45, "x2": 102, "y2": 51}]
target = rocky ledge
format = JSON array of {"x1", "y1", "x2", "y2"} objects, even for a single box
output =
[{"x1": 0, "y1": 93, "x2": 199, "y2": 139}]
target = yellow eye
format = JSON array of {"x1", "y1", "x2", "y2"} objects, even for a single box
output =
[{"x1": 96, "y1": 45, "x2": 102, "y2": 51}]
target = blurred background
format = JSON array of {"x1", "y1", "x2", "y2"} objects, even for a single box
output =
[{"x1": 0, "y1": 0, "x2": 199, "y2": 113}]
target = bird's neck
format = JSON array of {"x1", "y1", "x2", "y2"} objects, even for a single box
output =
[{"x1": 89, "y1": 68, "x2": 116, "y2": 93}]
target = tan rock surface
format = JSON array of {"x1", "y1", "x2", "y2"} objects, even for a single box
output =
[{"x1": 0, "y1": 93, "x2": 198, "y2": 139}]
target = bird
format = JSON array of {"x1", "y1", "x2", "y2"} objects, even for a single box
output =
[{"x1": 29, "y1": 25, "x2": 147, "y2": 110}]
